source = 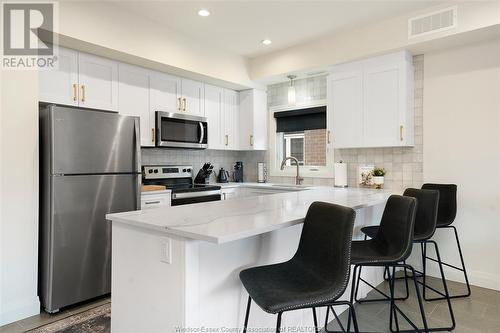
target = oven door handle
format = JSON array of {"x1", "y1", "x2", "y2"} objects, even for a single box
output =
[
  {"x1": 198, "y1": 122, "x2": 205, "y2": 144},
  {"x1": 172, "y1": 190, "x2": 221, "y2": 199}
]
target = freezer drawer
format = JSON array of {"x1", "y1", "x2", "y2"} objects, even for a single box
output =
[{"x1": 39, "y1": 174, "x2": 140, "y2": 312}]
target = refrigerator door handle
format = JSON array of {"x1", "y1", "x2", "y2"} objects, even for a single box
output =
[{"x1": 134, "y1": 117, "x2": 142, "y2": 209}]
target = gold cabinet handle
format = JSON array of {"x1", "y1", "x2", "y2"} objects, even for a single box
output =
[
  {"x1": 80, "y1": 85, "x2": 85, "y2": 102},
  {"x1": 151, "y1": 128, "x2": 155, "y2": 144},
  {"x1": 72, "y1": 84, "x2": 77, "y2": 101},
  {"x1": 177, "y1": 97, "x2": 181, "y2": 111},
  {"x1": 400, "y1": 125, "x2": 404, "y2": 141},
  {"x1": 182, "y1": 98, "x2": 187, "y2": 112},
  {"x1": 250, "y1": 135, "x2": 254, "y2": 146},
  {"x1": 225, "y1": 135, "x2": 228, "y2": 146},
  {"x1": 327, "y1": 130, "x2": 331, "y2": 144}
]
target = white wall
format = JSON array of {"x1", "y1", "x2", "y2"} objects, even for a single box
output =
[
  {"x1": 423, "y1": 39, "x2": 500, "y2": 290},
  {"x1": 57, "y1": 1, "x2": 254, "y2": 89},
  {"x1": 0, "y1": 70, "x2": 40, "y2": 325},
  {"x1": 249, "y1": 1, "x2": 500, "y2": 81}
]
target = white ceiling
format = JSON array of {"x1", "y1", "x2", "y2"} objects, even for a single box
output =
[{"x1": 113, "y1": 0, "x2": 443, "y2": 58}]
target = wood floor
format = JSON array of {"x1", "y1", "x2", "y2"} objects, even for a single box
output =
[{"x1": 1, "y1": 277, "x2": 499, "y2": 333}]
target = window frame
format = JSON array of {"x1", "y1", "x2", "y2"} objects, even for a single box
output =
[{"x1": 268, "y1": 100, "x2": 334, "y2": 178}]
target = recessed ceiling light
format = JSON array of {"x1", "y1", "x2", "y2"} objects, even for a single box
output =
[
  {"x1": 198, "y1": 9, "x2": 210, "y2": 17},
  {"x1": 261, "y1": 39, "x2": 272, "y2": 46}
]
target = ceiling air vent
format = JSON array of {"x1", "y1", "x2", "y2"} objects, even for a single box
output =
[{"x1": 408, "y1": 6, "x2": 457, "y2": 38}]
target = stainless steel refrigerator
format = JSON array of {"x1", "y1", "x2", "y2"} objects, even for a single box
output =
[{"x1": 39, "y1": 104, "x2": 141, "y2": 313}]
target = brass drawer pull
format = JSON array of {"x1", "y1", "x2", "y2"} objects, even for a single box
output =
[
  {"x1": 72, "y1": 84, "x2": 77, "y2": 101},
  {"x1": 400, "y1": 125, "x2": 404, "y2": 141}
]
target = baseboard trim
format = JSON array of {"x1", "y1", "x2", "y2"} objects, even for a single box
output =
[{"x1": 0, "y1": 296, "x2": 40, "y2": 326}]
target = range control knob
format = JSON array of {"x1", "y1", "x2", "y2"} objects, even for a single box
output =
[
  {"x1": 186, "y1": 168, "x2": 191, "y2": 172},
  {"x1": 148, "y1": 169, "x2": 153, "y2": 174},
  {"x1": 153, "y1": 169, "x2": 158, "y2": 173}
]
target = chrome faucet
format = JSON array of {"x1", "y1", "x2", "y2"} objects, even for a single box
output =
[{"x1": 280, "y1": 156, "x2": 304, "y2": 185}]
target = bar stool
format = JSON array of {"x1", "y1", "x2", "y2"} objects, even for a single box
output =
[
  {"x1": 239, "y1": 201, "x2": 358, "y2": 333},
  {"x1": 355, "y1": 189, "x2": 456, "y2": 332},
  {"x1": 339, "y1": 194, "x2": 433, "y2": 333},
  {"x1": 421, "y1": 183, "x2": 471, "y2": 300}
]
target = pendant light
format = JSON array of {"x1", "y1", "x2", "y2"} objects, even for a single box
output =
[{"x1": 287, "y1": 75, "x2": 297, "y2": 105}]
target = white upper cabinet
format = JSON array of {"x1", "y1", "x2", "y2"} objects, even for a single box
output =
[
  {"x1": 329, "y1": 69, "x2": 363, "y2": 148},
  {"x1": 329, "y1": 51, "x2": 414, "y2": 148},
  {"x1": 150, "y1": 72, "x2": 181, "y2": 114},
  {"x1": 204, "y1": 84, "x2": 225, "y2": 150},
  {"x1": 39, "y1": 48, "x2": 119, "y2": 112},
  {"x1": 223, "y1": 89, "x2": 239, "y2": 150},
  {"x1": 39, "y1": 48, "x2": 79, "y2": 106},
  {"x1": 118, "y1": 64, "x2": 154, "y2": 147},
  {"x1": 78, "y1": 52, "x2": 119, "y2": 111},
  {"x1": 180, "y1": 79, "x2": 204, "y2": 116},
  {"x1": 238, "y1": 89, "x2": 268, "y2": 150}
]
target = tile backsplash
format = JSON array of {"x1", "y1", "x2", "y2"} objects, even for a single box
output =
[
  {"x1": 141, "y1": 148, "x2": 266, "y2": 183},
  {"x1": 266, "y1": 55, "x2": 424, "y2": 191}
]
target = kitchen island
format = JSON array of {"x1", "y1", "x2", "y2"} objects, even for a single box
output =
[{"x1": 106, "y1": 186, "x2": 391, "y2": 333}]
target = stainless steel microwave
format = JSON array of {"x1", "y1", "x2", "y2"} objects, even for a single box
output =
[{"x1": 155, "y1": 111, "x2": 208, "y2": 149}]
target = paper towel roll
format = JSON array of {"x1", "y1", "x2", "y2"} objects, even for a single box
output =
[{"x1": 334, "y1": 162, "x2": 348, "y2": 188}]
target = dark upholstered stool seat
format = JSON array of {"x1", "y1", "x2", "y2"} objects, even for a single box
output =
[
  {"x1": 240, "y1": 260, "x2": 346, "y2": 314},
  {"x1": 422, "y1": 184, "x2": 457, "y2": 227},
  {"x1": 360, "y1": 188, "x2": 441, "y2": 243},
  {"x1": 352, "y1": 195, "x2": 416, "y2": 267},
  {"x1": 240, "y1": 202, "x2": 359, "y2": 333},
  {"x1": 359, "y1": 225, "x2": 378, "y2": 239}
]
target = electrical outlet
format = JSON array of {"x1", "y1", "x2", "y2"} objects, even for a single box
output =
[{"x1": 160, "y1": 237, "x2": 171, "y2": 264}]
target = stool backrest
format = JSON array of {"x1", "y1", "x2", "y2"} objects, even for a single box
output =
[
  {"x1": 292, "y1": 202, "x2": 356, "y2": 285},
  {"x1": 374, "y1": 195, "x2": 417, "y2": 262},
  {"x1": 403, "y1": 188, "x2": 440, "y2": 240},
  {"x1": 421, "y1": 183, "x2": 457, "y2": 226}
]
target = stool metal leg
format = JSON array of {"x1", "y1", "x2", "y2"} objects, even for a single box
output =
[
  {"x1": 427, "y1": 240, "x2": 456, "y2": 330},
  {"x1": 423, "y1": 226, "x2": 471, "y2": 300},
  {"x1": 276, "y1": 312, "x2": 282, "y2": 333},
  {"x1": 312, "y1": 307, "x2": 319, "y2": 333},
  {"x1": 243, "y1": 296, "x2": 251, "y2": 333}
]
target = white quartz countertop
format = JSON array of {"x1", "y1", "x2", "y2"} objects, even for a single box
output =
[{"x1": 107, "y1": 185, "x2": 392, "y2": 244}]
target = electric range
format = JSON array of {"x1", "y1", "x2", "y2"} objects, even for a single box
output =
[{"x1": 142, "y1": 165, "x2": 221, "y2": 206}]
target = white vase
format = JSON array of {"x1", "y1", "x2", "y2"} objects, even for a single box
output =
[{"x1": 373, "y1": 176, "x2": 385, "y2": 189}]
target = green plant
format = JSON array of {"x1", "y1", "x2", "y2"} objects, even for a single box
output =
[{"x1": 372, "y1": 167, "x2": 386, "y2": 177}]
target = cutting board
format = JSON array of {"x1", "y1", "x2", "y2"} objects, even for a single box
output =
[{"x1": 141, "y1": 185, "x2": 167, "y2": 192}]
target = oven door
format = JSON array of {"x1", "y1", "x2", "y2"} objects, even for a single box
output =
[
  {"x1": 156, "y1": 111, "x2": 208, "y2": 149},
  {"x1": 171, "y1": 190, "x2": 221, "y2": 206}
]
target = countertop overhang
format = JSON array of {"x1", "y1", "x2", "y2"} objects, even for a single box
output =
[{"x1": 107, "y1": 186, "x2": 391, "y2": 244}]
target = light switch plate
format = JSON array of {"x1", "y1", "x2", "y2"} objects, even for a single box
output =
[{"x1": 160, "y1": 237, "x2": 171, "y2": 264}]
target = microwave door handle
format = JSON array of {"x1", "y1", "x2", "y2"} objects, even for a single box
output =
[{"x1": 199, "y1": 122, "x2": 204, "y2": 144}]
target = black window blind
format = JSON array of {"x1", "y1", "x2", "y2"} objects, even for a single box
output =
[{"x1": 274, "y1": 106, "x2": 326, "y2": 132}]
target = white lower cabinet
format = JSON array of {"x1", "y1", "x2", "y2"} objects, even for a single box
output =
[
  {"x1": 221, "y1": 187, "x2": 239, "y2": 200},
  {"x1": 329, "y1": 50, "x2": 414, "y2": 148},
  {"x1": 141, "y1": 191, "x2": 171, "y2": 209}
]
